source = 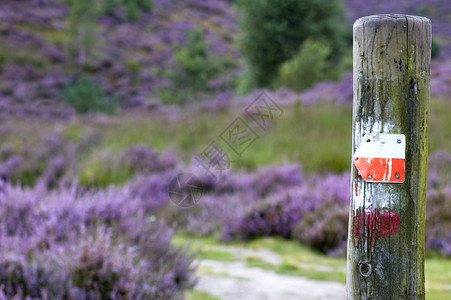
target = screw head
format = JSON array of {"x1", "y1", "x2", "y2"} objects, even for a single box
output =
[
  {"x1": 368, "y1": 174, "x2": 372, "y2": 179},
  {"x1": 355, "y1": 157, "x2": 359, "y2": 161},
  {"x1": 395, "y1": 173, "x2": 400, "y2": 179},
  {"x1": 397, "y1": 139, "x2": 402, "y2": 144}
]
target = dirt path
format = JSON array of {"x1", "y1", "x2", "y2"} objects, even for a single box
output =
[{"x1": 193, "y1": 246, "x2": 346, "y2": 300}]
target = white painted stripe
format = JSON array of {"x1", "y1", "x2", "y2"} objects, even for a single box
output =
[{"x1": 354, "y1": 134, "x2": 405, "y2": 159}]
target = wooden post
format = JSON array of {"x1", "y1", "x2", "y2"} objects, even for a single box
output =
[{"x1": 347, "y1": 15, "x2": 431, "y2": 299}]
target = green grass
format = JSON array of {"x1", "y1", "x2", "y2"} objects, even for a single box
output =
[
  {"x1": 428, "y1": 98, "x2": 451, "y2": 153},
  {"x1": 76, "y1": 97, "x2": 451, "y2": 184},
  {"x1": 425, "y1": 257, "x2": 451, "y2": 299},
  {"x1": 174, "y1": 234, "x2": 451, "y2": 299},
  {"x1": 103, "y1": 109, "x2": 228, "y2": 155},
  {"x1": 197, "y1": 265, "x2": 250, "y2": 281},
  {"x1": 197, "y1": 248, "x2": 237, "y2": 262},
  {"x1": 173, "y1": 234, "x2": 236, "y2": 262},
  {"x1": 173, "y1": 234, "x2": 347, "y2": 283},
  {"x1": 241, "y1": 237, "x2": 347, "y2": 283},
  {"x1": 0, "y1": 44, "x2": 47, "y2": 69},
  {"x1": 6, "y1": 98, "x2": 451, "y2": 187},
  {"x1": 78, "y1": 150, "x2": 134, "y2": 187},
  {"x1": 185, "y1": 290, "x2": 220, "y2": 300},
  {"x1": 77, "y1": 98, "x2": 451, "y2": 185},
  {"x1": 245, "y1": 256, "x2": 344, "y2": 282},
  {"x1": 235, "y1": 102, "x2": 351, "y2": 173},
  {"x1": 15, "y1": 23, "x2": 68, "y2": 44},
  {"x1": 62, "y1": 122, "x2": 85, "y2": 142},
  {"x1": 73, "y1": 101, "x2": 352, "y2": 186}
]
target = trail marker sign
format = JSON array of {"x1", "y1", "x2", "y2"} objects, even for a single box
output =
[{"x1": 353, "y1": 133, "x2": 405, "y2": 183}]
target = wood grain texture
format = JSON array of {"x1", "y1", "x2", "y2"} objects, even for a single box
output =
[{"x1": 347, "y1": 15, "x2": 431, "y2": 299}]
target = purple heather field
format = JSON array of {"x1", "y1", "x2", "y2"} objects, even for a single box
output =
[{"x1": 1, "y1": 0, "x2": 451, "y2": 299}]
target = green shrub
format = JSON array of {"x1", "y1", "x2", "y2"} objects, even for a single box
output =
[
  {"x1": 274, "y1": 40, "x2": 333, "y2": 92},
  {"x1": 137, "y1": 0, "x2": 153, "y2": 12},
  {"x1": 235, "y1": 69, "x2": 256, "y2": 96},
  {"x1": 432, "y1": 35, "x2": 440, "y2": 59},
  {"x1": 126, "y1": 60, "x2": 142, "y2": 84},
  {"x1": 125, "y1": 0, "x2": 140, "y2": 20},
  {"x1": 238, "y1": 0, "x2": 348, "y2": 88},
  {"x1": 159, "y1": 27, "x2": 219, "y2": 104},
  {"x1": 102, "y1": 0, "x2": 119, "y2": 15},
  {"x1": 61, "y1": 75, "x2": 117, "y2": 114},
  {"x1": 102, "y1": 0, "x2": 153, "y2": 19},
  {"x1": 124, "y1": 0, "x2": 153, "y2": 19}
]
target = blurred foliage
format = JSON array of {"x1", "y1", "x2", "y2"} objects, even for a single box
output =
[
  {"x1": 136, "y1": 0, "x2": 153, "y2": 12},
  {"x1": 235, "y1": 68, "x2": 255, "y2": 96},
  {"x1": 7, "y1": 98, "x2": 451, "y2": 188},
  {"x1": 125, "y1": 0, "x2": 141, "y2": 20},
  {"x1": 92, "y1": 101, "x2": 352, "y2": 174},
  {"x1": 432, "y1": 35, "x2": 440, "y2": 59},
  {"x1": 66, "y1": 0, "x2": 100, "y2": 66},
  {"x1": 0, "y1": 45, "x2": 46, "y2": 70},
  {"x1": 274, "y1": 40, "x2": 334, "y2": 92},
  {"x1": 186, "y1": 290, "x2": 221, "y2": 300},
  {"x1": 126, "y1": 59, "x2": 142, "y2": 84},
  {"x1": 79, "y1": 145, "x2": 175, "y2": 187},
  {"x1": 79, "y1": 150, "x2": 133, "y2": 187},
  {"x1": 102, "y1": 0, "x2": 119, "y2": 16},
  {"x1": 0, "y1": 181, "x2": 194, "y2": 299},
  {"x1": 292, "y1": 199, "x2": 348, "y2": 254},
  {"x1": 237, "y1": 0, "x2": 349, "y2": 89},
  {"x1": 61, "y1": 75, "x2": 117, "y2": 114},
  {"x1": 102, "y1": 0, "x2": 153, "y2": 20},
  {"x1": 158, "y1": 27, "x2": 219, "y2": 105}
]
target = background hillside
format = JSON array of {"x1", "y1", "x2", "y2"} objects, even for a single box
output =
[{"x1": 1, "y1": 0, "x2": 451, "y2": 117}]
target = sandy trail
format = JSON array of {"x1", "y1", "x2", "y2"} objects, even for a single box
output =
[{"x1": 194, "y1": 246, "x2": 346, "y2": 300}]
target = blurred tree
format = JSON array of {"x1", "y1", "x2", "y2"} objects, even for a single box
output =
[
  {"x1": 104, "y1": 0, "x2": 153, "y2": 20},
  {"x1": 125, "y1": 0, "x2": 141, "y2": 20},
  {"x1": 274, "y1": 39, "x2": 332, "y2": 92},
  {"x1": 238, "y1": 0, "x2": 348, "y2": 89},
  {"x1": 102, "y1": 0, "x2": 119, "y2": 16},
  {"x1": 431, "y1": 36, "x2": 440, "y2": 59},
  {"x1": 61, "y1": 75, "x2": 117, "y2": 114},
  {"x1": 136, "y1": 0, "x2": 153, "y2": 12},
  {"x1": 67, "y1": 0, "x2": 100, "y2": 66},
  {"x1": 159, "y1": 27, "x2": 219, "y2": 104}
]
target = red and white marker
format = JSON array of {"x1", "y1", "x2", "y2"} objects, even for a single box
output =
[{"x1": 353, "y1": 133, "x2": 405, "y2": 183}]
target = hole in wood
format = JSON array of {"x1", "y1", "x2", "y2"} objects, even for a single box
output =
[{"x1": 359, "y1": 261, "x2": 372, "y2": 277}]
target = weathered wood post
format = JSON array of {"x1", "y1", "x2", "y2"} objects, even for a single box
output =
[{"x1": 347, "y1": 15, "x2": 431, "y2": 299}]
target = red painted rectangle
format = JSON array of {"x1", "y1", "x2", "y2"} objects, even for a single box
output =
[{"x1": 353, "y1": 157, "x2": 405, "y2": 183}]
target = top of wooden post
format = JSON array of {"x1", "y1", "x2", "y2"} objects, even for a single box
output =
[{"x1": 354, "y1": 14, "x2": 431, "y2": 28}]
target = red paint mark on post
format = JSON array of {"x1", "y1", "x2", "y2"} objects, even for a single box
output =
[
  {"x1": 353, "y1": 209, "x2": 401, "y2": 245},
  {"x1": 354, "y1": 179, "x2": 358, "y2": 196}
]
